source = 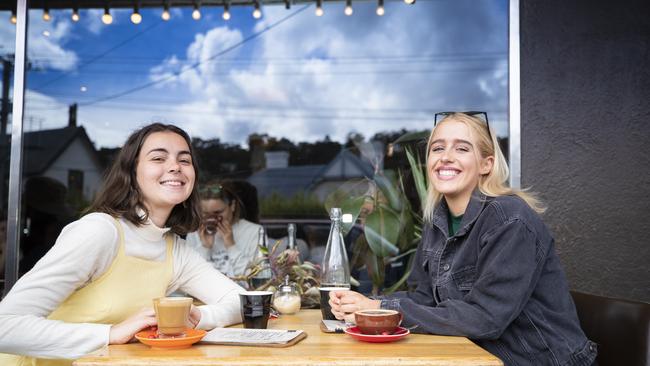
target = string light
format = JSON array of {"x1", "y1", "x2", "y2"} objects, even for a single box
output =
[
  {"x1": 192, "y1": 3, "x2": 201, "y2": 20},
  {"x1": 223, "y1": 1, "x2": 231, "y2": 20},
  {"x1": 376, "y1": 0, "x2": 384, "y2": 16},
  {"x1": 102, "y1": 6, "x2": 113, "y2": 24},
  {"x1": 315, "y1": 0, "x2": 323, "y2": 16},
  {"x1": 344, "y1": 0, "x2": 353, "y2": 16},
  {"x1": 10, "y1": 10, "x2": 17, "y2": 24},
  {"x1": 42, "y1": 7, "x2": 51, "y2": 21},
  {"x1": 404, "y1": 0, "x2": 415, "y2": 4},
  {"x1": 71, "y1": 7, "x2": 80, "y2": 22},
  {"x1": 131, "y1": 5, "x2": 142, "y2": 24},
  {"x1": 161, "y1": 2, "x2": 171, "y2": 21},
  {"x1": 252, "y1": 1, "x2": 262, "y2": 19}
]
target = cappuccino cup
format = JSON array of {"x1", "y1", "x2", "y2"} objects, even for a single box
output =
[
  {"x1": 354, "y1": 309, "x2": 402, "y2": 335},
  {"x1": 153, "y1": 297, "x2": 193, "y2": 337}
]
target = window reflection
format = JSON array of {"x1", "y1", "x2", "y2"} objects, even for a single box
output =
[{"x1": 1, "y1": 0, "x2": 509, "y2": 292}]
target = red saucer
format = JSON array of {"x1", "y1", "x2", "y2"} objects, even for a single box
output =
[
  {"x1": 344, "y1": 326, "x2": 410, "y2": 343},
  {"x1": 135, "y1": 328, "x2": 206, "y2": 349}
]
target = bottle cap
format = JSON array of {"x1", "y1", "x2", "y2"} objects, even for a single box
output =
[{"x1": 330, "y1": 207, "x2": 342, "y2": 219}]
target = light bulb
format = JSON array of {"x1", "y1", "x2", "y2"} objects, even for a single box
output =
[
  {"x1": 315, "y1": 6, "x2": 323, "y2": 16},
  {"x1": 161, "y1": 9, "x2": 170, "y2": 21},
  {"x1": 10, "y1": 14, "x2": 17, "y2": 24},
  {"x1": 42, "y1": 9, "x2": 51, "y2": 21},
  {"x1": 344, "y1": 5, "x2": 353, "y2": 15},
  {"x1": 376, "y1": 6, "x2": 384, "y2": 15},
  {"x1": 192, "y1": 8, "x2": 201, "y2": 20},
  {"x1": 71, "y1": 10, "x2": 80, "y2": 22},
  {"x1": 102, "y1": 9, "x2": 113, "y2": 25},
  {"x1": 131, "y1": 11, "x2": 142, "y2": 24},
  {"x1": 404, "y1": 0, "x2": 415, "y2": 4},
  {"x1": 253, "y1": 8, "x2": 262, "y2": 18},
  {"x1": 222, "y1": 10, "x2": 231, "y2": 20}
]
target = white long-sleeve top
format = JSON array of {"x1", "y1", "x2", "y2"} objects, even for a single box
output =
[
  {"x1": 185, "y1": 219, "x2": 262, "y2": 278},
  {"x1": 0, "y1": 212, "x2": 244, "y2": 359}
]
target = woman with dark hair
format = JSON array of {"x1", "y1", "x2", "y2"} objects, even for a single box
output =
[
  {"x1": 329, "y1": 113, "x2": 596, "y2": 365},
  {"x1": 186, "y1": 182, "x2": 263, "y2": 279},
  {"x1": 0, "y1": 123, "x2": 243, "y2": 365}
]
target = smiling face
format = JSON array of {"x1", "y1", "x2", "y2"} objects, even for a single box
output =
[
  {"x1": 427, "y1": 120, "x2": 493, "y2": 211},
  {"x1": 136, "y1": 131, "x2": 196, "y2": 220}
]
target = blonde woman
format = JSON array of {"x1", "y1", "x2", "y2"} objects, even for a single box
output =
[{"x1": 329, "y1": 112, "x2": 596, "y2": 366}]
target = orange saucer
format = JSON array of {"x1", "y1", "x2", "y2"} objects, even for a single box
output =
[{"x1": 135, "y1": 328, "x2": 206, "y2": 349}]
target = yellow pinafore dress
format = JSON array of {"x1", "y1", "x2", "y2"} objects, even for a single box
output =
[{"x1": 0, "y1": 219, "x2": 174, "y2": 366}]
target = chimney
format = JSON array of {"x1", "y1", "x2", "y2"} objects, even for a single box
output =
[{"x1": 68, "y1": 103, "x2": 77, "y2": 127}]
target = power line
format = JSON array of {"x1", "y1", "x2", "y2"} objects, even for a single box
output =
[
  {"x1": 79, "y1": 4, "x2": 311, "y2": 108},
  {"x1": 27, "y1": 52, "x2": 507, "y2": 64},
  {"x1": 32, "y1": 20, "x2": 163, "y2": 92},
  {"x1": 28, "y1": 66, "x2": 506, "y2": 77}
]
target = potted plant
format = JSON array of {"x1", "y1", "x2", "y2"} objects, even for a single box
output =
[{"x1": 324, "y1": 136, "x2": 427, "y2": 296}]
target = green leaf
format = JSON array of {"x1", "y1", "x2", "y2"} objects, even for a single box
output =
[
  {"x1": 406, "y1": 147, "x2": 428, "y2": 210},
  {"x1": 324, "y1": 179, "x2": 371, "y2": 235},
  {"x1": 364, "y1": 205, "x2": 400, "y2": 257},
  {"x1": 364, "y1": 254, "x2": 384, "y2": 295},
  {"x1": 374, "y1": 172, "x2": 403, "y2": 211}
]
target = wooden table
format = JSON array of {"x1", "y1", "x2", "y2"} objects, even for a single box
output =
[{"x1": 74, "y1": 310, "x2": 502, "y2": 366}]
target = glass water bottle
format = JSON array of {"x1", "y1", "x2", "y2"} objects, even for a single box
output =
[
  {"x1": 251, "y1": 226, "x2": 272, "y2": 289},
  {"x1": 320, "y1": 208, "x2": 351, "y2": 289},
  {"x1": 287, "y1": 223, "x2": 301, "y2": 264}
]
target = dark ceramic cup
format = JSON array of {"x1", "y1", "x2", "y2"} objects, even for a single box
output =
[
  {"x1": 354, "y1": 309, "x2": 403, "y2": 335},
  {"x1": 239, "y1": 291, "x2": 273, "y2": 329}
]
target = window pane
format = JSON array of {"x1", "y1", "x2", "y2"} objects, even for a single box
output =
[{"x1": 1, "y1": 0, "x2": 509, "y2": 292}]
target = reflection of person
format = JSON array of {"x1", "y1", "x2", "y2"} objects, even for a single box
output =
[
  {"x1": 330, "y1": 113, "x2": 596, "y2": 365},
  {"x1": 0, "y1": 123, "x2": 243, "y2": 365},
  {"x1": 186, "y1": 182, "x2": 262, "y2": 278},
  {"x1": 20, "y1": 176, "x2": 73, "y2": 274},
  {"x1": 346, "y1": 196, "x2": 408, "y2": 294}
]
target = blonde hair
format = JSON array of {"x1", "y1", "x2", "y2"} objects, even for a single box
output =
[{"x1": 422, "y1": 113, "x2": 545, "y2": 221}]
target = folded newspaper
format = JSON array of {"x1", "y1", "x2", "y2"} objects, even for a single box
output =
[{"x1": 201, "y1": 328, "x2": 305, "y2": 345}]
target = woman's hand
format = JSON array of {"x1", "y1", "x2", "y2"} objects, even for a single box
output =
[
  {"x1": 329, "y1": 291, "x2": 381, "y2": 323},
  {"x1": 199, "y1": 224, "x2": 215, "y2": 249},
  {"x1": 217, "y1": 217, "x2": 235, "y2": 248},
  {"x1": 109, "y1": 308, "x2": 157, "y2": 344},
  {"x1": 188, "y1": 305, "x2": 202, "y2": 328}
]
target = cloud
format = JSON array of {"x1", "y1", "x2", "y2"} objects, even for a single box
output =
[
  {"x1": 146, "y1": 0, "x2": 508, "y2": 145},
  {"x1": 5, "y1": 0, "x2": 507, "y2": 147},
  {"x1": 0, "y1": 10, "x2": 79, "y2": 71},
  {"x1": 23, "y1": 90, "x2": 70, "y2": 131},
  {"x1": 81, "y1": 9, "x2": 106, "y2": 35}
]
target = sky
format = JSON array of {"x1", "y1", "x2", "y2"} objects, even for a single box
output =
[{"x1": 0, "y1": 0, "x2": 509, "y2": 148}]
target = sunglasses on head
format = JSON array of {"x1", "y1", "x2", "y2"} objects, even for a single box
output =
[
  {"x1": 434, "y1": 111, "x2": 492, "y2": 142},
  {"x1": 199, "y1": 185, "x2": 223, "y2": 196}
]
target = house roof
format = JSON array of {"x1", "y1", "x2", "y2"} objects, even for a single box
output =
[
  {"x1": 248, "y1": 164, "x2": 325, "y2": 198},
  {"x1": 1, "y1": 126, "x2": 100, "y2": 176},
  {"x1": 317, "y1": 148, "x2": 374, "y2": 181},
  {"x1": 247, "y1": 149, "x2": 374, "y2": 198}
]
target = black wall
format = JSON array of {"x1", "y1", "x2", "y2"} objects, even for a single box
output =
[{"x1": 520, "y1": 0, "x2": 650, "y2": 302}]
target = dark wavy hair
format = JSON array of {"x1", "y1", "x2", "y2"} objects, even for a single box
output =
[{"x1": 87, "y1": 123, "x2": 201, "y2": 235}]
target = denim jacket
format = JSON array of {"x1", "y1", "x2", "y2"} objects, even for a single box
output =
[{"x1": 380, "y1": 193, "x2": 597, "y2": 366}]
